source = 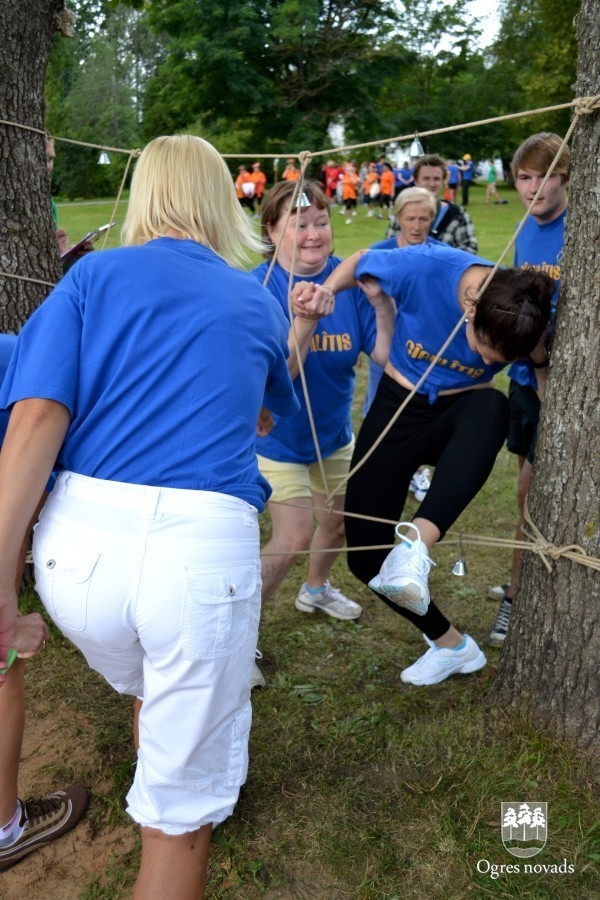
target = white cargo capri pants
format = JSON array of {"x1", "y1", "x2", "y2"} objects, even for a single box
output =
[{"x1": 33, "y1": 471, "x2": 261, "y2": 834}]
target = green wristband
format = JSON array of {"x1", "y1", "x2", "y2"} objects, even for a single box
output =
[{"x1": 0, "y1": 647, "x2": 18, "y2": 675}]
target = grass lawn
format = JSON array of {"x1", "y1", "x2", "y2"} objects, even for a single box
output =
[{"x1": 21, "y1": 182, "x2": 598, "y2": 898}]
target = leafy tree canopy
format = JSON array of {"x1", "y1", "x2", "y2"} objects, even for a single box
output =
[{"x1": 44, "y1": 0, "x2": 580, "y2": 194}]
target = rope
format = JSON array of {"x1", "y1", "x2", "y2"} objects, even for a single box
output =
[
  {"x1": 2, "y1": 94, "x2": 599, "y2": 165},
  {"x1": 261, "y1": 498, "x2": 600, "y2": 575},
  {"x1": 0, "y1": 271, "x2": 56, "y2": 288},
  {"x1": 224, "y1": 95, "x2": 600, "y2": 161},
  {"x1": 521, "y1": 497, "x2": 600, "y2": 574},
  {"x1": 100, "y1": 149, "x2": 140, "y2": 250},
  {"x1": 2, "y1": 97, "x2": 599, "y2": 575},
  {"x1": 260, "y1": 159, "x2": 333, "y2": 507},
  {"x1": 321, "y1": 95, "x2": 596, "y2": 503}
]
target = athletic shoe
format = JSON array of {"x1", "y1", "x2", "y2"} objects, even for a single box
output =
[
  {"x1": 487, "y1": 582, "x2": 510, "y2": 602},
  {"x1": 345, "y1": 218, "x2": 352, "y2": 225},
  {"x1": 251, "y1": 650, "x2": 266, "y2": 689},
  {"x1": 488, "y1": 596, "x2": 513, "y2": 647},
  {"x1": 400, "y1": 635, "x2": 486, "y2": 685},
  {"x1": 409, "y1": 467, "x2": 431, "y2": 502},
  {"x1": 368, "y1": 522, "x2": 435, "y2": 615},
  {"x1": 295, "y1": 581, "x2": 362, "y2": 620},
  {"x1": 0, "y1": 785, "x2": 89, "y2": 872}
]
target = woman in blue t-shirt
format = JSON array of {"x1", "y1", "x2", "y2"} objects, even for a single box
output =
[
  {"x1": 251, "y1": 180, "x2": 396, "y2": 640},
  {"x1": 0, "y1": 135, "x2": 297, "y2": 896},
  {"x1": 293, "y1": 242, "x2": 554, "y2": 687}
]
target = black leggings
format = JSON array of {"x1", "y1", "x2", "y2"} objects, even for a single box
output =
[{"x1": 345, "y1": 374, "x2": 509, "y2": 640}]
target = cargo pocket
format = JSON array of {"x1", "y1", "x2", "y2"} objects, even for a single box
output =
[
  {"x1": 33, "y1": 540, "x2": 100, "y2": 633},
  {"x1": 182, "y1": 560, "x2": 258, "y2": 660}
]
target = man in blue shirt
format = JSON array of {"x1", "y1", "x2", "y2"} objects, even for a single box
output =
[{"x1": 488, "y1": 133, "x2": 570, "y2": 647}]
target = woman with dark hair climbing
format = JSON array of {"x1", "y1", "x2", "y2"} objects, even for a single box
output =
[{"x1": 292, "y1": 241, "x2": 554, "y2": 686}]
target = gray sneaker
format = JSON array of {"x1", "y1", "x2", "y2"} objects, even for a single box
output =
[
  {"x1": 0, "y1": 785, "x2": 89, "y2": 872},
  {"x1": 295, "y1": 581, "x2": 362, "y2": 620}
]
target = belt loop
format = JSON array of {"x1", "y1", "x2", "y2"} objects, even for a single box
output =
[
  {"x1": 53, "y1": 471, "x2": 68, "y2": 498},
  {"x1": 144, "y1": 486, "x2": 160, "y2": 520}
]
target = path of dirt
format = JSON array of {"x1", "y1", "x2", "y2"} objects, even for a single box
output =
[{"x1": 1, "y1": 702, "x2": 137, "y2": 900}]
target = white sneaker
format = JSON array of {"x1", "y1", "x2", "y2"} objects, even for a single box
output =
[
  {"x1": 487, "y1": 582, "x2": 510, "y2": 601},
  {"x1": 251, "y1": 650, "x2": 266, "y2": 689},
  {"x1": 295, "y1": 581, "x2": 362, "y2": 620},
  {"x1": 400, "y1": 635, "x2": 486, "y2": 685},
  {"x1": 409, "y1": 467, "x2": 431, "y2": 502},
  {"x1": 368, "y1": 522, "x2": 435, "y2": 615},
  {"x1": 345, "y1": 218, "x2": 352, "y2": 225}
]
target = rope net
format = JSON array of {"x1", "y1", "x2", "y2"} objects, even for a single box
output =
[{"x1": 1, "y1": 94, "x2": 599, "y2": 574}]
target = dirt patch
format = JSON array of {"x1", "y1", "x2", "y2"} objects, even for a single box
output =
[{"x1": 1, "y1": 696, "x2": 137, "y2": 899}]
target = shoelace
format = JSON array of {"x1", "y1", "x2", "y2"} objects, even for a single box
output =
[
  {"x1": 411, "y1": 468, "x2": 431, "y2": 491},
  {"x1": 321, "y1": 582, "x2": 347, "y2": 603},
  {"x1": 494, "y1": 598, "x2": 512, "y2": 631},
  {"x1": 394, "y1": 521, "x2": 436, "y2": 575},
  {"x1": 20, "y1": 794, "x2": 63, "y2": 826}
]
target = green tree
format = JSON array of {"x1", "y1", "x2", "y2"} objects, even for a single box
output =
[
  {"x1": 142, "y1": 0, "x2": 402, "y2": 151},
  {"x1": 488, "y1": 0, "x2": 580, "y2": 152},
  {"x1": 352, "y1": 0, "x2": 485, "y2": 156},
  {"x1": 46, "y1": 1, "x2": 162, "y2": 198}
]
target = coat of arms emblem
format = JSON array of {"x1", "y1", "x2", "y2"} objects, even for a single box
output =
[{"x1": 501, "y1": 802, "x2": 548, "y2": 858}]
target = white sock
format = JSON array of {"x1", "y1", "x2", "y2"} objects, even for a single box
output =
[{"x1": 0, "y1": 803, "x2": 24, "y2": 847}]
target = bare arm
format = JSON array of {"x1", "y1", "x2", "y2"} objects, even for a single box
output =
[
  {"x1": 356, "y1": 276, "x2": 397, "y2": 368},
  {"x1": 286, "y1": 281, "x2": 338, "y2": 379},
  {"x1": 320, "y1": 250, "x2": 368, "y2": 296},
  {"x1": 528, "y1": 325, "x2": 551, "y2": 400},
  {"x1": 0, "y1": 399, "x2": 70, "y2": 680}
]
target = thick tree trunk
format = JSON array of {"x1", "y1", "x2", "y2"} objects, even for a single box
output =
[
  {"x1": 492, "y1": 0, "x2": 600, "y2": 755},
  {"x1": 0, "y1": 0, "x2": 64, "y2": 331}
]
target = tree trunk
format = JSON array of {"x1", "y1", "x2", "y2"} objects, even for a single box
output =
[
  {"x1": 0, "y1": 0, "x2": 64, "y2": 332},
  {"x1": 492, "y1": 0, "x2": 600, "y2": 756}
]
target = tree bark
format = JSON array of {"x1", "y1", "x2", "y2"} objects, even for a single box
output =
[
  {"x1": 0, "y1": 0, "x2": 64, "y2": 332},
  {"x1": 492, "y1": 0, "x2": 600, "y2": 756}
]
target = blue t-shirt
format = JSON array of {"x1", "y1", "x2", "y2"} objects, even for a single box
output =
[
  {"x1": 0, "y1": 334, "x2": 17, "y2": 442},
  {"x1": 251, "y1": 257, "x2": 377, "y2": 463},
  {"x1": 508, "y1": 209, "x2": 565, "y2": 389},
  {"x1": 447, "y1": 164, "x2": 460, "y2": 185},
  {"x1": 370, "y1": 237, "x2": 398, "y2": 251},
  {"x1": 0, "y1": 238, "x2": 298, "y2": 511},
  {"x1": 371, "y1": 236, "x2": 443, "y2": 252},
  {"x1": 461, "y1": 161, "x2": 475, "y2": 182},
  {"x1": 356, "y1": 243, "x2": 503, "y2": 403}
]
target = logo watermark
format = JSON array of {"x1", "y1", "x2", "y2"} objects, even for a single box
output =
[
  {"x1": 501, "y1": 801, "x2": 547, "y2": 858},
  {"x1": 474, "y1": 802, "x2": 576, "y2": 881}
]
